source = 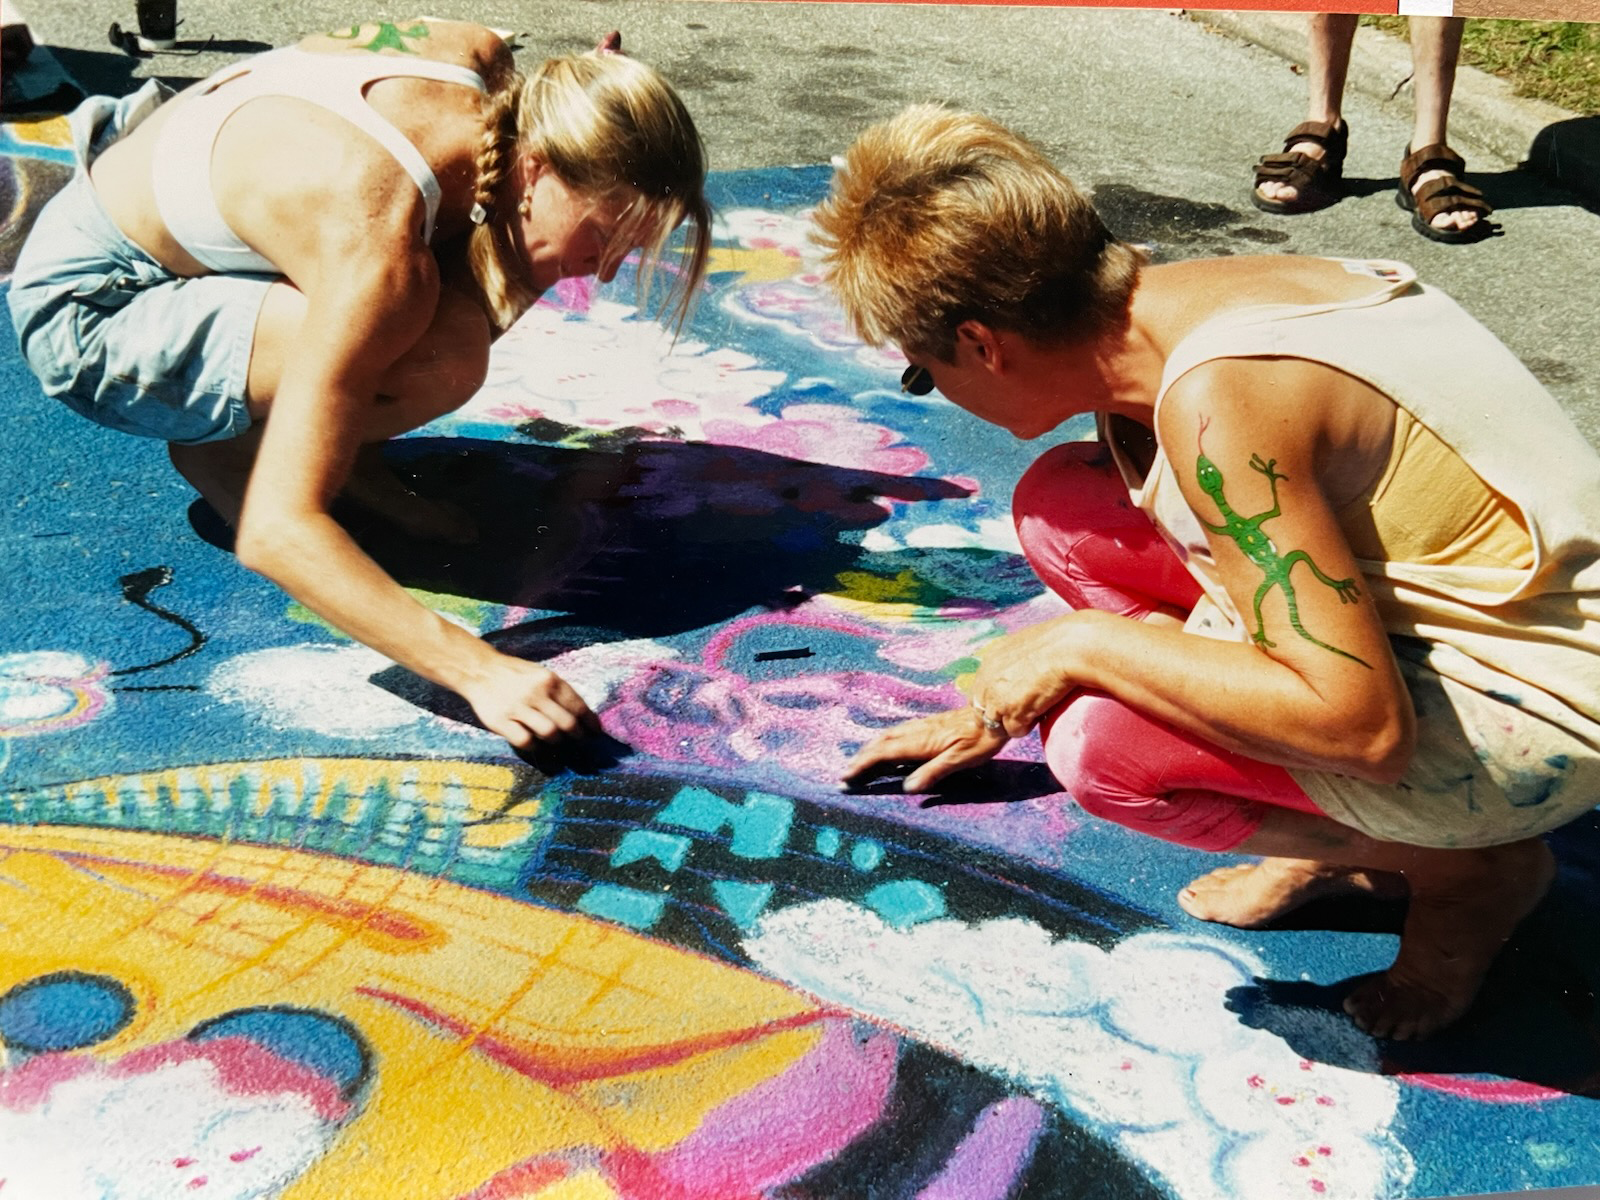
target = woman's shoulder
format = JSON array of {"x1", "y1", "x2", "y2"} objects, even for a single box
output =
[
  {"x1": 295, "y1": 18, "x2": 513, "y2": 81},
  {"x1": 1146, "y1": 254, "x2": 1400, "y2": 306},
  {"x1": 1156, "y1": 356, "x2": 1291, "y2": 433},
  {"x1": 1140, "y1": 256, "x2": 1414, "y2": 398}
]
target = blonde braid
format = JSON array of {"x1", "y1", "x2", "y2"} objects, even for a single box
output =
[{"x1": 466, "y1": 74, "x2": 537, "y2": 330}]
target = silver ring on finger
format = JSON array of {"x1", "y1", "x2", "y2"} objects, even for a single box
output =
[{"x1": 971, "y1": 698, "x2": 1004, "y2": 734}]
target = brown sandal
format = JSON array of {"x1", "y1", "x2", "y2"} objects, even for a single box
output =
[
  {"x1": 1396, "y1": 144, "x2": 1496, "y2": 243},
  {"x1": 1251, "y1": 120, "x2": 1349, "y2": 214}
]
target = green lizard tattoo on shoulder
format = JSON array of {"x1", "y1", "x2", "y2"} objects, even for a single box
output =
[
  {"x1": 329, "y1": 20, "x2": 429, "y2": 53},
  {"x1": 1193, "y1": 417, "x2": 1372, "y2": 668}
]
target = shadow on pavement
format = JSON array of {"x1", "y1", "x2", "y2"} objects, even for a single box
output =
[
  {"x1": 1526, "y1": 116, "x2": 1600, "y2": 216},
  {"x1": 41, "y1": 41, "x2": 267, "y2": 98},
  {"x1": 255, "y1": 433, "x2": 980, "y2": 736}
]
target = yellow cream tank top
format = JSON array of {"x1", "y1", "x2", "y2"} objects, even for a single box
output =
[{"x1": 1338, "y1": 405, "x2": 1533, "y2": 573}]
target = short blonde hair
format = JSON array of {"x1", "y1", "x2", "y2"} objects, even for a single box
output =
[
  {"x1": 468, "y1": 49, "x2": 712, "y2": 333},
  {"x1": 811, "y1": 104, "x2": 1144, "y2": 362}
]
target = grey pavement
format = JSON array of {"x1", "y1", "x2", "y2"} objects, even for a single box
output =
[{"x1": 14, "y1": 1, "x2": 1600, "y2": 442}]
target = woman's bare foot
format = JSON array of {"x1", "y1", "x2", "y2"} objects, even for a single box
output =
[
  {"x1": 1178, "y1": 857, "x2": 1406, "y2": 929},
  {"x1": 1344, "y1": 838, "x2": 1555, "y2": 1041}
]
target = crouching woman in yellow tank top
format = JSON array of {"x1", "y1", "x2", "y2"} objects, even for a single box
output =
[
  {"x1": 820, "y1": 104, "x2": 1600, "y2": 1041},
  {"x1": 7, "y1": 20, "x2": 711, "y2": 751}
]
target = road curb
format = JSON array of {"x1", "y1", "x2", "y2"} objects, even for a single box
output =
[{"x1": 1190, "y1": 10, "x2": 1600, "y2": 208}]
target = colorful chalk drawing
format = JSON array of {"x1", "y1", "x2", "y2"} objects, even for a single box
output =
[
  {"x1": 2, "y1": 103, "x2": 1599, "y2": 1200},
  {"x1": 714, "y1": 206, "x2": 908, "y2": 374},
  {"x1": 0, "y1": 118, "x2": 73, "y2": 281},
  {"x1": 0, "y1": 652, "x2": 112, "y2": 738}
]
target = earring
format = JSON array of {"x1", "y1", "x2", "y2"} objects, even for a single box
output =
[{"x1": 517, "y1": 195, "x2": 532, "y2": 218}]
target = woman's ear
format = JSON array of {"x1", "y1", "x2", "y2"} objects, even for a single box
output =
[
  {"x1": 518, "y1": 153, "x2": 548, "y2": 187},
  {"x1": 955, "y1": 320, "x2": 1006, "y2": 375}
]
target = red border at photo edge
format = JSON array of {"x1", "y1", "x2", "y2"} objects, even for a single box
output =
[
  {"x1": 717, "y1": 0, "x2": 1600, "y2": 18},
  {"x1": 722, "y1": 0, "x2": 1399, "y2": 9}
]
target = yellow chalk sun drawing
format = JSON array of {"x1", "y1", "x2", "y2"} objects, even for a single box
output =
[{"x1": 0, "y1": 824, "x2": 822, "y2": 1200}]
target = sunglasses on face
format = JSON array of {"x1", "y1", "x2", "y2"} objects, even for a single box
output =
[{"x1": 900, "y1": 365, "x2": 934, "y2": 396}]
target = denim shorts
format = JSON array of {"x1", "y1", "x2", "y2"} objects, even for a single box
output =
[{"x1": 5, "y1": 82, "x2": 276, "y2": 445}]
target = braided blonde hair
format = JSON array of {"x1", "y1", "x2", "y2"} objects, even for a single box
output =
[{"x1": 466, "y1": 48, "x2": 712, "y2": 334}]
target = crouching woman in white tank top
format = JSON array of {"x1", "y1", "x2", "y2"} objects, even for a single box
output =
[{"x1": 7, "y1": 20, "x2": 712, "y2": 751}]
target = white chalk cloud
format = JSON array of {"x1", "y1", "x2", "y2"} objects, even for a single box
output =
[
  {"x1": 457, "y1": 300, "x2": 788, "y2": 442},
  {"x1": 207, "y1": 638, "x2": 677, "y2": 740},
  {"x1": 745, "y1": 902, "x2": 1415, "y2": 1200},
  {"x1": 0, "y1": 1055, "x2": 336, "y2": 1200},
  {"x1": 0, "y1": 651, "x2": 111, "y2": 737},
  {"x1": 208, "y1": 644, "x2": 449, "y2": 738}
]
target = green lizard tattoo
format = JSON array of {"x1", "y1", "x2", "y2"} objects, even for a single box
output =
[
  {"x1": 1194, "y1": 418, "x2": 1372, "y2": 668},
  {"x1": 329, "y1": 21, "x2": 429, "y2": 53}
]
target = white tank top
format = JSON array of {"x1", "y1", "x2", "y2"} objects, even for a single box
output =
[{"x1": 150, "y1": 45, "x2": 485, "y2": 274}]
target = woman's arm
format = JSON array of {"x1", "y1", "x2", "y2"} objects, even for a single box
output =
[
  {"x1": 845, "y1": 361, "x2": 1415, "y2": 791},
  {"x1": 1122, "y1": 360, "x2": 1413, "y2": 770},
  {"x1": 234, "y1": 186, "x2": 597, "y2": 747}
]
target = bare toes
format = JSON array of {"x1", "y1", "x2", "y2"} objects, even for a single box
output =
[
  {"x1": 1177, "y1": 858, "x2": 1392, "y2": 930},
  {"x1": 1344, "y1": 974, "x2": 1461, "y2": 1042}
]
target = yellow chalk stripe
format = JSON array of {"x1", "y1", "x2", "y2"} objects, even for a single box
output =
[
  {"x1": 704, "y1": 244, "x2": 805, "y2": 283},
  {"x1": 7, "y1": 115, "x2": 72, "y2": 147},
  {"x1": 37, "y1": 756, "x2": 533, "y2": 830},
  {"x1": 833, "y1": 568, "x2": 923, "y2": 605},
  {"x1": 535, "y1": 1171, "x2": 620, "y2": 1200},
  {"x1": 464, "y1": 796, "x2": 547, "y2": 850}
]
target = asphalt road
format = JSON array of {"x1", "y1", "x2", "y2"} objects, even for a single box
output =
[{"x1": 19, "y1": 0, "x2": 1600, "y2": 442}]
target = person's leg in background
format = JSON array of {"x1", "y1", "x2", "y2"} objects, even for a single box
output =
[
  {"x1": 1252, "y1": 13, "x2": 1359, "y2": 213},
  {"x1": 1398, "y1": 16, "x2": 1495, "y2": 241}
]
